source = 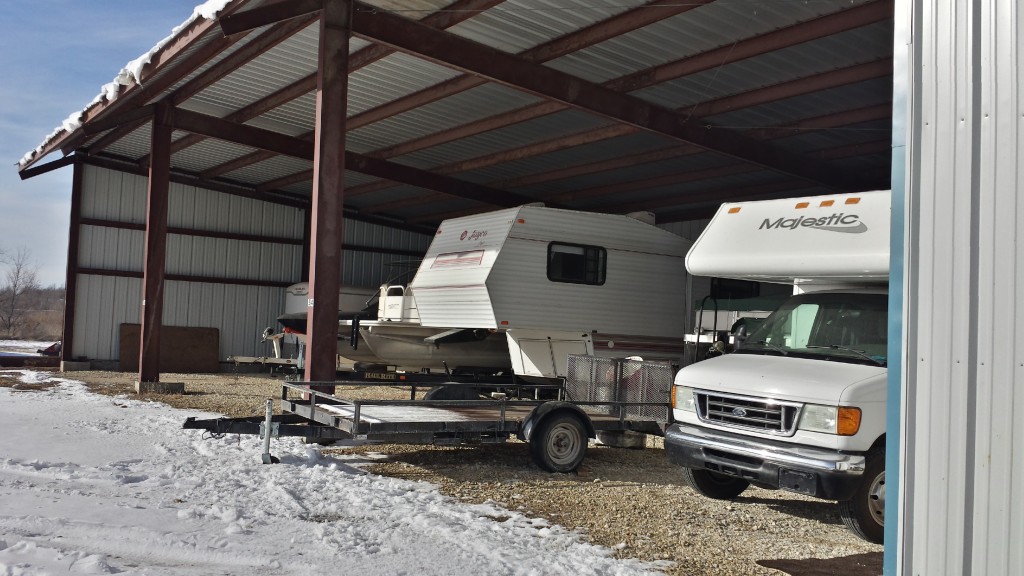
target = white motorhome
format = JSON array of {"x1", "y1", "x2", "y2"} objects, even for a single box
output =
[
  {"x1": 664, "y1": 190, "x2": 890, "y2": 544},
  {"x1": 339, "y1": 204, "x2": 692, "y2": 378}
]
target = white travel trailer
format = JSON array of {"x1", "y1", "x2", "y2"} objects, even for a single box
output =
[
  {"x1": 664, "y1": 190, "x2": 890, "y2": 544},
  {"x1": 338, "y1": 204, "x2": 691, "y2": 379}
]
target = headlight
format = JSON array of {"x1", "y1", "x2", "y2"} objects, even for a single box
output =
[
  {"x1": 673, "y1": 385, "x2": 696, "y2": 412},
  {"x1": 798, "y1": 404, "x2": 862, "y2": 436}
]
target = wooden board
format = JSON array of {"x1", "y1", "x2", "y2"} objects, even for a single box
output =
[{"x1": 118, "y1": 324, "x2": 220, "y2": 373}]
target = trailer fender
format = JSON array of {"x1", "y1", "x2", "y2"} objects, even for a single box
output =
[{"x1": 518, "y1": 402, "x2": 595, "y2": 443}]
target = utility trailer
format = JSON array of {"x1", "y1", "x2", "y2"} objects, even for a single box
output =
[{"x1": 184, "y1": 355, "x2": 673, "y2": 472}]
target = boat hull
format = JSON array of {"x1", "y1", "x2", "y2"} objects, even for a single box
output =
[{"x1": 338, "y1": 320, "x2": 511, "y2": 373}]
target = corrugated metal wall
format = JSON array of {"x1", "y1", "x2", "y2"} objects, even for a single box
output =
[
  {"x1": 72, "y1": 165, "x2": 431, "y2": 364},
  {"x1": 897, "y1": 0, "x2": 1023, "y2": 574}
]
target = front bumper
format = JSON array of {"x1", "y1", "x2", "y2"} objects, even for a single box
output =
[{"x1": 664, "y1": 423, "x2": 866, "y2": 500}]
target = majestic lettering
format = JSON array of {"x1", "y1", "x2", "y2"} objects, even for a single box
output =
[{"x1": 758, "y1": 213, "x2": 867, "y2": 234}]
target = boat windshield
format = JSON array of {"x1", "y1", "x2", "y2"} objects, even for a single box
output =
[{"x1": 736, "y1": 292, "x2": 888, "y2": 367}]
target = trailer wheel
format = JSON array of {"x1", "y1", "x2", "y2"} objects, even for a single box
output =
[
  {"x1": 423, "y1": 384, "x2": 480, "y2": 400},
  {"x1": 681, "y1": 467, "x2": 749, "y2": 499},
  {"x1": 838, "y1": 448, "x2": 885, "y2": 544},
  {"x1": 529, "y1": 412, "x2": 588, "y2": 473}
]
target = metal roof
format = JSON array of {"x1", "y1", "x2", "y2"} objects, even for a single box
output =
[{"x1": 19, "y1": 0, "x2": 894, "y2": 228}]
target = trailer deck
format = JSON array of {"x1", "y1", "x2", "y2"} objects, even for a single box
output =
[{"x1": 184, "y1": 355, "x2": 675, "y2": 472}]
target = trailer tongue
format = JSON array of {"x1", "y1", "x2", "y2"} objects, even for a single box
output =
[{"x1": 184, "y1": 355, "x2": 674, "y2": 473}]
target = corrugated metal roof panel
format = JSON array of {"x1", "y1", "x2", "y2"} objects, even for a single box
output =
[
  {"x1": 545, "y1": 0, "x2": 879, "y2": 83},
  {"x1": 221, "y1": 155, "x2": 312, "y2": 184},
  {"x1": 396, "y1": 108, "x2": 614, "y2": 170},
  {"x1": 448, "y1": 0, "x2": 649, "y2": 54},
  {"x1": 633, "y1": 28, "x2": 893, "y2": 111},
  {"x1": 348, "y1": 83, "x2": 543, "y2": 153},
  {"x1": 450, "y1": 130, "x2": 680, "y2": 187},
  {"x1": 348, "y1": 52, "x2": 463, "y2": 116},
  {"x1": 188, "y1": 26, "x2": 319, "y2": 119},
  {"x1": 171, "y1": 138, "x2": 258, "y2": 174}
]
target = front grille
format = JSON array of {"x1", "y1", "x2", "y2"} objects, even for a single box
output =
[{"x1": 695, "y1": 391, "x2": 801, "y2": 436}]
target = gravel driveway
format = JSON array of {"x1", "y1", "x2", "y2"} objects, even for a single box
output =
[{"x1": 58, "y1": 370, "x2": 883, "y2": 576}]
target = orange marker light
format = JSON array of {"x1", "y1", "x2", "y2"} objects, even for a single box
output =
[
  {"x1": 517, "y1": 218, "x2": 526, "y2": 224},
  {"x1": 795, "y1": 202, "x2": 810, "y2": 209},
  {"x1": 837, "y1": 407, "x2": 862, "y2": 436},
  {"x1": 728, "y1": 207, "x2": 741, "y2": 214},
  {"x1": 845, "y1": 197, "x2": 861, "y2": 205},
  {"x1": 820, "y1": 200, "x2": 835, "y2": 207}
]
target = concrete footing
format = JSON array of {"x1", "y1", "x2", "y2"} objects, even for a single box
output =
[
  {"x1": 60, "y1": 360, "x2": 92, "y2": 372},
  {"x1": 135, "y1": 381, "x2": 186, "y2": 394}
]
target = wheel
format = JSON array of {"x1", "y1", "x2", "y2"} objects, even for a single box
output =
[
  {"x1": 681, "y1": 467, "x2": 749, "y2": 499},
  {"x1": 529, "y1": 412, "x2": 588, "y2": 473},
  {"x1": 423, "y1": 384, "x2": 480, "y2": 400},
  {"x1": 839, "y1": 448, "x2": 885, "y2": 544}
]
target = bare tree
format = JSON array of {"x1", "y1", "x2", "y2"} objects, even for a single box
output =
[{"x1": 0, "y1": 246, "x2": 40, "y2": 337}]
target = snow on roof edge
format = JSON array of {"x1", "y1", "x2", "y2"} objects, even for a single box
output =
[{"x1": 17, "y1": 0, "x2": 236, "y2": 171}]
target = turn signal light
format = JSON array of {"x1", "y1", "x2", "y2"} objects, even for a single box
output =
[{"x1": 837, "y1": 407, "x2": 862, "y2": 436}]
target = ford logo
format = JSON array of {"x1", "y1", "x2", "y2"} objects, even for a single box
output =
[{"x1": 732, "y1": 407, "x2": 748, "y2": 417}]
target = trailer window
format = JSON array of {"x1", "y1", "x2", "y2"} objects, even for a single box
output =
[{"x1": 547, "y1": 243, "x2": 606, "y2": 285}]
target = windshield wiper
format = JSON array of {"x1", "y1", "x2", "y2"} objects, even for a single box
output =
[
  {"x1": 751, "y1": 340, "x2": 788, "y2": 356},
  {"x1": 806, "y1": 345, "x2": 885, "y2": 366}
]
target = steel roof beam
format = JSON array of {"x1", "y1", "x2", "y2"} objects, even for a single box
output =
[
  {"x1": 202, "y1": 0, "x2": 886, "y2": 199},
  {"x1": 345, "y1": 0, "x2": 712, "y2": 130},
  {"x1": 196, "y1": 0, "x2": 704, "y2": 187},
  {"x1": 188, "y1": 0, "x2": 507, "y2": 180},
  {"x1": 165, "y1": 107, "x2": 547, "y2": 208},
  {"x1": 344, "y1": 3, "x2": 880, "y2": 190},
  {"x1": 49, "y1": 1, "x2": 256, "y2": 163},
  {"x1": 408, "y1": 132, "x2": 890, "y2": 224},
  {"x1": 361, "y1": 0, "x2": 892, "y2": 161},
  {"x1": 492, "y1": 103, "x2": 892, "y2": 191},
  {"x1": 355, "y1": 61, "x2": 891, "y2": 211}
]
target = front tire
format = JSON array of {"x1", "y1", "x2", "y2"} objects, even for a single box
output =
[
  {"x1": 838, "y1": 447, "x2": 885, "y2": 544},
  {"x1": 681, "y1": 467, "x2": 750, "y2": 499},
  {"x1": 529, "y1": 412, "x2": 588, "y2": 473}
]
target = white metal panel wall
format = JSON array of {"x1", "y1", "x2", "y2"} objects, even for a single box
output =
[
  {"x1": 71, "y1": 275, "x2": 141, "y2": 361},
  {"x1": 899, "y1": 0, "x2": 1023, "y2": 574},
  {"x1": 74, "y1": 165, "x2": 304, "y2": 362},
  {"x1": 162, "y1": 281, "x2": 284, "y2": 360}
]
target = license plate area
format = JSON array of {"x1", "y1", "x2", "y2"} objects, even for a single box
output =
[{"x1": 779, "y1": 468, "x2": 817, "y2": 495}]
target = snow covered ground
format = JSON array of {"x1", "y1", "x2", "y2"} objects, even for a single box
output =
[
  {"x1": 0, "y1": 370, "x2": 669, "y2": 575},
  {"x1": 0, "y1": 340, "x2": 52, "y2": 356}
]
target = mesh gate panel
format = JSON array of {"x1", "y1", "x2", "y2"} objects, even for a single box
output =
[{"x1": 564, "y1": 354, "x2": 673, "y2": 421}]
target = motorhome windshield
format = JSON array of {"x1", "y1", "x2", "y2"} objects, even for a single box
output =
[{"x1": 737, "y1": 292, "x2": 888, "y2": 366}]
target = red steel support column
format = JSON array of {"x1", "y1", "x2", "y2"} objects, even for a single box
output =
[
  {"x1": 304, "y1": 0, "x2": 352, "y2": 387},
  {"x1": 60, "y1": 160, "x2": 84, "y2": 363},
  {"x1": 138, "y1": 103, "x2": 173, "y2": 383}
]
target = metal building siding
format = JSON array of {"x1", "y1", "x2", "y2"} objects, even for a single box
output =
[
  {"x1": 900, "y1": 0, "x2": 1023, "y2": 574},
  {"x1": 75, "y1": 165, "x2": 304, "y2": 361},
  {"x1": 162, "y1": 281, "x2": 285, "y2": 359},
  {"x1": 78, "y1": 226, "x2": 144, "y2": 271},
  {"x1": 71, "y1": 275, "x2": 141, "y2": 361},
  {"x1": 80, "y1": 167, "x2": 147, "y2": 222}
]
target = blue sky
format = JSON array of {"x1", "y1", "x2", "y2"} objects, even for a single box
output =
[{"x1": 0, "y1": 1, "x2": 200, "y2": 286}]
